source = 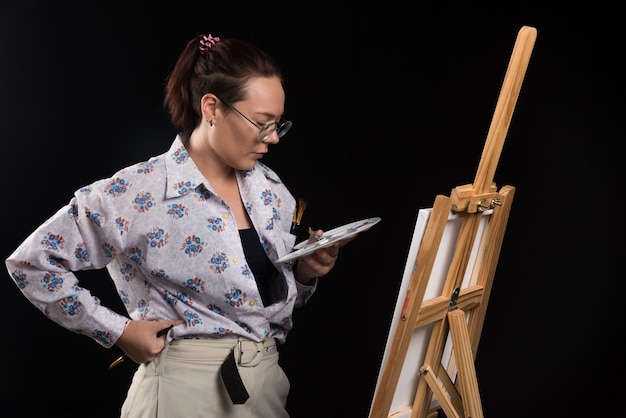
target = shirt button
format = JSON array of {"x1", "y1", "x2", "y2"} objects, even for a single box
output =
[
  {"x1": 233, "y1": 257, "x2": 239, "y2": 263},
  {"x1": 249, "y1": 300, "x2": 256, "y2": 307},
  {"x1": 222, "y1": 213, "x2": 229, "y2": 219}
]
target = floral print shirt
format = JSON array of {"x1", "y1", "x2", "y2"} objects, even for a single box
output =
[{"x1": 6, "y1": 135, "x2": 316, "y2": 348}]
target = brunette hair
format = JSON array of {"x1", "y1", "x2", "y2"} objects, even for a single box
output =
[{"x1": 164, "y1": 34, "x2": 284, "y2": 133}]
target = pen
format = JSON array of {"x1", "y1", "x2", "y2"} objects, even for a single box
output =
[{"x1": 107, "y1": 324, "x2": 174, "y2": 370}]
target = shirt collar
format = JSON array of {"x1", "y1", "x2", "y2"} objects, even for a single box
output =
[
  {"x1": 163, "y1": 134, "x2": 282, "y2": 201},
  {"x1": 164, "y1": 134, "x2": 208, "y2": 199}
]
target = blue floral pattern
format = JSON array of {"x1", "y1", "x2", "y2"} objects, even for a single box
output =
[{"x1": 5, "y1": 135, "x2": 313, "y2": 349}]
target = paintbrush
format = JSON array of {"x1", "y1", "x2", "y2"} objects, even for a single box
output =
[{"x1": 290, "y1": 198, "x2": 307, "y2": 234}]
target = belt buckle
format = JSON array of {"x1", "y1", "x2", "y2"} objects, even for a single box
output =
[{"x1": 235, "y1": 339, "x2": 264, "y2": 367}]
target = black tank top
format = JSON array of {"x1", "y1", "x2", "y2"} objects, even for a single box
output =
[{"x1": 239, "y1": 228, "x2": 284, "y2": 306}]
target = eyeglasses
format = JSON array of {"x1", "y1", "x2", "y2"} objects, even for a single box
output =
[{"x1": 218, "y1": 97, "x2": 292, "y2": 142}]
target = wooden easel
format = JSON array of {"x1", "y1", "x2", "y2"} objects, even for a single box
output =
[{"x1": 369, "y1": 26, "x2": 537, "y2": 418}]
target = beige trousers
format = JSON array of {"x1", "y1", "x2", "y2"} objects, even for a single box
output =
[{"x1": 120, "y1": 338, "x2": 290, "y2": 418}]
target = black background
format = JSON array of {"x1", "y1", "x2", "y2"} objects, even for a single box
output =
[{"x1": 1, "y1": 2, "x2": 623, "y2": 417}]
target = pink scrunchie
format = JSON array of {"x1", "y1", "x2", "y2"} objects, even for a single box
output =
[{"x1": 199, "y1": 34, "x2": 220, "y2": 54}]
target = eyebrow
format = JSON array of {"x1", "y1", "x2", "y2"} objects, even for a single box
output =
[{"x1": 251, "y1": 110, "x2": 284, "y2": 123}]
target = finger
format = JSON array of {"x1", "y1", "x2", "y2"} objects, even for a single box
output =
[
  {"x1": 156, "y1": 324, "x2": 174, "y2": 337},
  {"x1": 156, "y1": 319, "x2": 184, "y2": 335},
  {"x1": 307, "y1": 227, "x2": 324, "y2": 243},
  {"x1": 311, "y1": 249, "x2": 337, "y2": 268},
  {"x1": 159, "y1": 319, "x2": 185, "y2": 327}
]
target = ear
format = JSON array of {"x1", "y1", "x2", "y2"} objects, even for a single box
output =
[{"x1": 200, "y1": 93, "x2": 218, "y2": 122}]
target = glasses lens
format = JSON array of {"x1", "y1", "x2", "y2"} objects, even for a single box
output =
[
  {"x1": 257, "y1": 120, "x2": 292, "y2": 142},
  {"x1": 257, "y1": 125, "x2": 275, "y2": 142},
  {"x1": 277, "y1": 120, "x2": 292, "y2": 138}
]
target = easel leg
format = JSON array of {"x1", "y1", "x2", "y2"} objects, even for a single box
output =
[
  {"x1": 417, "y1": 309, "x2": 484, "y2": 418},
  {"x1": 419, "y1": 365, "x2": 462, "y2": 418},
  {"x1": 448, "y1": 309, "x2": 483, "y2": 418}
]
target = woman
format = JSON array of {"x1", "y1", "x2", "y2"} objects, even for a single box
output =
[{"x1": 6, "y1": 33, "x2": 347, "y2": 417}]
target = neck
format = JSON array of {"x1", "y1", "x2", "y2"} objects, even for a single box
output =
[{"x1": 187, "y1": 129, "x2": 234, "y2": 184}]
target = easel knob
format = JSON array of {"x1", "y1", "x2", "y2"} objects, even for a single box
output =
[{"x1": 450, "y1": 183, "x2": 499, "y2": 213}]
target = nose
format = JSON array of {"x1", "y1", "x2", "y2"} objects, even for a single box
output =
[{"x1": 262, "y1": 129, "x2": 280, "y2": 144}]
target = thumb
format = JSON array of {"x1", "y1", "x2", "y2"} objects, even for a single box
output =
[{"x1": 307, "y1": 227, "x2": 324, "y2": 243}]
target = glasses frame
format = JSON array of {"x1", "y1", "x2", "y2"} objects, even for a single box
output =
[{"x1": 217, "y1": 97, "x2": 292, "y2": 143}]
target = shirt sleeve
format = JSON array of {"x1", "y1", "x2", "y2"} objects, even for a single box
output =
[
  {"x1": 294, "y1": 277, "x2": 317, "y2": 307},
  {"x1": 5, "y1": 195, "x2": 130, "y2": 348}
]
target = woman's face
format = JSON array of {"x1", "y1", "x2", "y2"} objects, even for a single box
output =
[{"x1": 216, "y1": 76, "x2": 287, "y2": 171}]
